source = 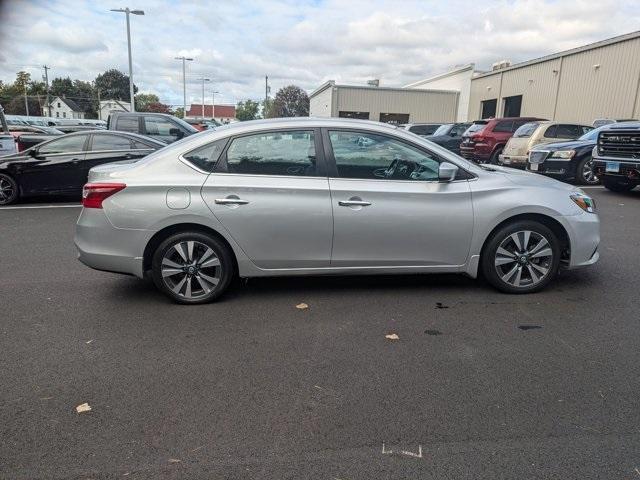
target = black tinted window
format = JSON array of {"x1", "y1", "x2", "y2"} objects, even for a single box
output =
[
  {"x1": 131, "y1": 139, "x2": 155, "y2": 149},
  {"x1": 144, "y1": 116, "x2": 179, "y2": 139},
  {"x1": 116, "y1": 116, "x2": 139, "y2": 133},
  {"x1": 492, "y1": 121, "x2": 513, "y2": 133},
  {"x1": 329, "y1": 131, "x2": 441, "y2": 181},
  {"x1": 556, "y1": 124, "x2": 582, "y2": 138},
  {"x1": 38, "y1": 135, "x2": 87, "y2": 154},
  {"x1": 543, "y1": 125, "x2": 558, "y2": 138},
  {"x1": 409, "y1": 125, "x2": 437, "y2": 135},
  {"x1": 226, "y1": 130, "x2": 316, "y2": 176},
  {"x1": 91, "y1": 134, "x2": 132, "y2": 151},
  {"x1": 183, "y1": 139, "x2": 227, "y2": 172}
]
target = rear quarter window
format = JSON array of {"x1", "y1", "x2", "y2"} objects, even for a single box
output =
[{"x1": 182, "y1": 138, "x2": 227, "y2": 172}]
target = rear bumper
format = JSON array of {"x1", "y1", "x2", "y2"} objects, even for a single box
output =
[
  {"x1": 74, "y1": 208, "x2": 147, "y2": 278},
  {"x1": 499, "y1": 154, "x2": 527, "y2": 168}
]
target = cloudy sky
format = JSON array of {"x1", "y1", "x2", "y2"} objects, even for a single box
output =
[{"x1": 0, "y1": 0, "x2": 639, "y2": 107}]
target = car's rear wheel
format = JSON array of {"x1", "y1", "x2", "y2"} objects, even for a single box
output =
[
  {"x1": 151, "y1": 232, "x2": 234, "y2": 304},
  {"x1": 489, "y1": 147, "x2": 503, "y2": 165},
  {"x1": 602, "y1": 176, "x2": 636, "y2": 192},
  {"x1": 576, "y1": 157, "x2": 599, "y2": 185},
  {"x1": 482, "y1": 221, "x2": 561, "y2": 294},
  {"x1": 0, "y1": 173, "x2": 19, "y2": 205}
]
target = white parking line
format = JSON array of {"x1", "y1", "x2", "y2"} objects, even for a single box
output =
[
  {"x1": 0, "y1": 204, "x2": 82, "y2": 210},
  {"x1": 580, "y1": 186, "x2": 605, "y2": 189}
]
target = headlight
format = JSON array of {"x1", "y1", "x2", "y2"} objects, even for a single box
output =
[
  {"x1": 570, "y1": 192, "x2": 596, "y2": 213},
  {"x1": 550, "y1": 150, "x2": 575, "y2": 159}
]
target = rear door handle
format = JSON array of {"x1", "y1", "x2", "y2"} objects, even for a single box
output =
[
  {"x1": 215, "y1": 198, "x2": 249, "y2": 205},
  {"x1": 338, "y1": 200, "x2": 371, "y2": 207}
]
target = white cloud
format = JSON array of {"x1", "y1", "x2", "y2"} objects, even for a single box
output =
[{"x1": 0, "y1": 0, "x2": 638, "y2": 107}]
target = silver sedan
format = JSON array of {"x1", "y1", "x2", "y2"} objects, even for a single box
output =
[{"x1": 75, "y1": 118, "x2": 600, "y2": 304}]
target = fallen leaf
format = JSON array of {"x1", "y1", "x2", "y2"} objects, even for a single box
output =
[
  {"x1": 75, "y1": 402, "x2": 91, "y2": 413},
  {"x1": 296, "y1": 303, "x2": 309, "y2": 310},
  {"x1": 168, "y1": 458, "x2": 181, "y2": 464},
  {"x1": 85, "y1": 339, "x2": 94, "y2": 344},
  {"x1": 385, "y1": 333, "x2": 399, "y2": 340}
]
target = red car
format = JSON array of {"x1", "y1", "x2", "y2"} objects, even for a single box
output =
[{"x1": 460, "y1": 117, "x2": 545, "y2": 163}]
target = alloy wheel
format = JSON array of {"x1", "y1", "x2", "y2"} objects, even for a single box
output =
[
  {"x1": 161, "y1": 240, "x2": 221, "y2": 299},
  {"x1": 494, "y1": 230, "x2": 553, "y2": 288},
  {"x1": 0, "y1": 176, "x2": 16, "y2": 204}
]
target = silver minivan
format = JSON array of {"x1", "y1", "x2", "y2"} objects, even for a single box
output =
[{"x1": 75, "y1": 118, "x2": 600, "y2": 304}]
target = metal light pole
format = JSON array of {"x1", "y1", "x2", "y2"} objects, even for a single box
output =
[
  {"x1": 212, "y1": 89, "x2": 219, "y2": 121},
  {"x1": 175, "y1": 56, "x2": 193, "y2": 117},
  {"x1": 201, "y1": 78, "x2": 210, "y2": 120},
  {"x1": 110, "y1": 7, "x2": 144, "y2": 112}
]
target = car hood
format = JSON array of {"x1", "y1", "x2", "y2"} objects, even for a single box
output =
[
  {"x1": 485, "y1": 165, "x2": 577, "y2": 191},
  {"x1": 535, "y1": 139, "x2": 594, "y2": 151}
]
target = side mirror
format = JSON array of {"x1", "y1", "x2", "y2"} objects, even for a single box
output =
[
  {"x1": 438, "y1": 162, "x2": 459, "y2": 182},
  {"x1": 29, "y1": 148, "x2": 38, "y2": 157}
]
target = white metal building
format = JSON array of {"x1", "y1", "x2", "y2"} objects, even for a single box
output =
[{"x1": 309, "y1": 81, "x2": 459, "y2": 124}]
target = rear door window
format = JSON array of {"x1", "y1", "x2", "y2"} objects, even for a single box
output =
[
  {"x1": 116, "y1": 116, "x2": 139, "y2": 133},
  {"x1": 492, "y1": 121, "x2": 513, "y2": 133},
  {"x1": 556, "y1": 124, "x2": 582, "y2": 138},
  {"x1": 38, "y1": 134, "x2": 88, "y2": 154},
  {"x1": 91, "y1": 134, "x2": 132, "y2": 151},
  {"x1": 543, "y1": 125, "x2": 558, "y2": 138},
  {"x1": 224, "y1": 130, "x2": 318, "y2": 176}
]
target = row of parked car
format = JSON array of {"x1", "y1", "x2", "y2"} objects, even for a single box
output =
[{"x1": 403, "y1": 116, "x2": 638, "y2": 187}]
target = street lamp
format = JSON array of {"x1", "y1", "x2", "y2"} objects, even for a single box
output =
[
  {"x1": 110, "y1": 7, "x2": 144, "y2": 112},
  {"x1": 201, "y1": 78, "x2": 210, "y2": 120},
  {"x1": 175, "y1": 56, "x2": 193, "y2": 117},
  {"x1": 211, "y1": 89, "x2": 219, "y2": 121}
]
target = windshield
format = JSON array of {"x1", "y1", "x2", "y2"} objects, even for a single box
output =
[
  {"x1": 579, "y1": 125, "x2": 608, "y2": 141},
  {"x1": 171, "y1": 116, "x2": 199, "y2": 133},
  {"x1": 513, "y1": 122, "x2": 539, "y2": 138},
  {"x1": 432, "y1": 124, "x2": 452, "y2": 136}
]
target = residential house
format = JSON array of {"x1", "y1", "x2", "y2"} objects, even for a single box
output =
[{"x1": 44, "y1": 96, "x2": 85, "y2": 119}]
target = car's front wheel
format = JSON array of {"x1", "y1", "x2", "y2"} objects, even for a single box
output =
[
  {"x1": 151, "y1": 232, "x2": 234, "y2": 304},
  {"x1": 602, "y1": 176, "x2": 636, "y2": 192},
  {"x1": 576, "y1": 157, "x2": 599, "y2": 185},
  {"x1": 482, "y1": 221, "x2": 561, "y2": 293},
  {"x1": 0, "y1": 173, "x2": 19, "y2": 205}
]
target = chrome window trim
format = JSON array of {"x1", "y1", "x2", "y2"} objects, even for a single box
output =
[{"x1": 32, "y1": 150, "x2": 86, "y2": 157}]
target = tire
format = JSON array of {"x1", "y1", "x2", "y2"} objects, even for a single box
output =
[
  {"x1": 481, "y1": 220, "x2": 561, "y2": 294},
  {"x1": 602, "y1": 175, "x2": 636, "y2": 192},
  {"x1": 575, "y1": 156, "x2": 600, "y2": 185},
  {"x1": 489, "y1": 148, "x2": 503, "y2": 165},
  {"x1": 151, "y1": 232, "x2": 234, "y2": 304},
  {"x1": 0, "y1": 173, "x2": 19, "y2": 206}
]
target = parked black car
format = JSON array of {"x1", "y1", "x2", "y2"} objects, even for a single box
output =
[
  {"x1": 0, "y1": 131, "x2": 165, "y2": 205},
  {"x1": 525, "y1": 125, "x2": 610, "y2": 185},
  {"x1": 423, "y1": 122, "x2": 472, "y2": 154},
  {"x1": 108, "y1": 112, "x2": 199, "y2": 144},
  {"x1": 55, "y1": 125, "x2": 107, "y2": 134}
]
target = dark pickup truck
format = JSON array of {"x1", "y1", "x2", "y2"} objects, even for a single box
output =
[
  {"x1": 107, "y1": 112, "x2": 199, "y2": 144},
  {"x1": 592, "y1": 122, "x2": 640, "y2": 192}
]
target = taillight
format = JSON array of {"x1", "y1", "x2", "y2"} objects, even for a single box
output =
[{"x1": 82, "y1": 183, "x2": 126, "y2": 209}]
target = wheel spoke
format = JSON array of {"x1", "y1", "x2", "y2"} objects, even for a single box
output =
[
  {"x1": 198, "y1": 271, "x2": 219, "y2": 286},
  {"x1": 184, "y1": 277, "x2": 192, "y2": 298},
  {"x1": 521, "y1": 231, "x2": 531, "y2": 251},
  {"x1": 174, "y1": 242, "x2": 189, "y2": 262},
  {"x1": 495, "y1": 255, "x2": 516, "y2": 266},
  {"x1": 201, "y1": 257, "x2": 220, "y2": 268},
  {"x1": 528, "y1": 237, "x2": 548, "y2": 256},
  {"x1": 171, "y1": 275, "x2": 187, "y2": 294},
  {"x1": 162, "y1": 258, "x2": 183, "y2": 268},
  {"x1": 501, "y1": 264, "x2": 519, "y2": 284},
  {"x1": 510, "y1": 233, "x2": 523, "y2": 252},
  {"x1": 162, "y1": 268, "x2": 183, "y2": 278},
  {"x1": 198, "y1": 247, "x2": 214, "y2": 264},
  {"x1": 194, "y1": 275, "x2": 211, "y2": 294},
  {"x1": 187, "y1": 241, "x2": 195, "y2": 262},
  {"x1": 512, "y1": 266, "x2": 523, "y2": 287},
  {"x1": 527, "y1": 264, "x2": 540, "y2": 283},
  {"x1": 530, "y1": 247, "x2": 552, "y2": 259},
  {"x1": 530, "y1": 262, "x2": 549, "y2": 275}
]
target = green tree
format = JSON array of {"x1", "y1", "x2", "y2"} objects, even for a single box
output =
[
  {"x1": 49, "y1": 77, "x2": 97, "y2": 118},
  {"x1": 272, "y1": 85, "x2": 309, "y2": 117},
  {"x1": 236, "y1": 99, "x2": 260, "y2": 121},
  {"x1": 174, "y1": 107, "x2": 185, "y2": 118},
  {"x1": 135, "y1": 93, "x2": 160, "y2": 112},
  {"x1": 94, "y1": 69, "x2": 137, "y2": 102},
  {"x1": 261, "y1": 98, "x2": 276, "y2": 119}
]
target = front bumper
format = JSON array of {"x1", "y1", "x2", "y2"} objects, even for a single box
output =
[
  {"x1": 75, "y1": 207, "x2": 147, "y2": 278},
  {"x1": 561, "y1": 210, "x2": 600, "y2": 269},
  {"x1": 526, "y1": 159, "x2": 574, "y2": 180},
  {"x1": 593, "y1": 158, "x2": 640, "y2": 181}
]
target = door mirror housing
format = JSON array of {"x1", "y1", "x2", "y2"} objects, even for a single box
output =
[{"x1": 438, "y1": 162, "x2": 459, "y2": 182}]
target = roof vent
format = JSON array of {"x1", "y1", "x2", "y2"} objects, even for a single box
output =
[
  {"x1": 491, "y1": 60, "x2": 512, "y2": 71},
  {"x1": 367, "y1": 79, "x2": 380, "y2": 87}
]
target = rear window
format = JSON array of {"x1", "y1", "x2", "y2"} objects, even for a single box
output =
[
  {"x1": 464, "y1": 122, "x2": 487, "y2": 136},
  {"x1": 493, "y1": 121, "x2": 514, "y2": 133},
  {"x1": 513, "y1": 122, "x2": 539, "y2": 138},
  {"x1": 116, "y1": 116, "x2": 139, "y2": 133}
]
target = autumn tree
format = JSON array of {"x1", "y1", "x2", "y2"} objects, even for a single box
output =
[{"x1": 272, "y1": 85, "x2": 309, "y2": 117}]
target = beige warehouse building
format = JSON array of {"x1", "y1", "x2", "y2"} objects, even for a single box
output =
[
  {"x1": 309, "y1": 81, "x2": 459, "y2": 124},
  {"x1": 312, "y1": 31, "x2": 640, "y2": 126},
  {"x1": 467, "y1": 31, "x2": 640, "y2": 124}
]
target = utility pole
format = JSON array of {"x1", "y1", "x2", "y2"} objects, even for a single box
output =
[
  {"x1": 175, "y1": 56, "x2": 193, "y2": 117},
  {"x1": 42, "y1": 65, "x2": 51, "y2": 117},
  {"x1": 97, "y1": 88, "x2": 101, "y2": 120},
  {"x1": 23, "y1": 84, "x2": 29, "y2": 116},
  {"x1": 201, "y1": 78, "x2": 210, "y2": 120},
  {"x1": 110, "y1": 8, "x2": 145, "y2": 112}
]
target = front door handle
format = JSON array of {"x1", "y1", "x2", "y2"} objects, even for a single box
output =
[
  {"x1": 215, "y1": 198, "x2": 249, "y2": 205},
  {"x1": 338, "y1": 199, "x2": 371, "y2": 207}
]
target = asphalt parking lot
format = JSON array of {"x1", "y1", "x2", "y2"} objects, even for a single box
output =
[{"x1": 1, "y1": 186, "x2": 640, "y2": 479}]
